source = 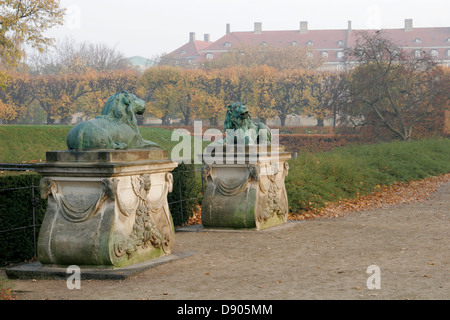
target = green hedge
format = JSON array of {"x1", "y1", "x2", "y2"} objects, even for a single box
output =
[
  {"x1": 168, "y1": 163, "x2": 202, "y2": 226},
  {"x1": 0, "y1": 173, "x2": 46, "y2": 266}
]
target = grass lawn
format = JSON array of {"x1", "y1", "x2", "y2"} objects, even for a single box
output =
[
  {"x1": 0, "y1": 125, "x2": 197, "y2": 163},
  {"x1": 286, "y1": 137, "x2": 450, "y2": 213}
]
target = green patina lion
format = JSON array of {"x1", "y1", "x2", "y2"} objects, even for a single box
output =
[
  {"x1": 66, "y1": 91, "x2": 159, "y2": 150},
  {"x1": 223, "y1": 102, "x2": 271, "y2": 145}
]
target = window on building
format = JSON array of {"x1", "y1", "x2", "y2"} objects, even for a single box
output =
[
  {"x1": 447, "y1": 49, "x2": 450, "y2": 57},
  {"x1": 261, "y1": 41, "x2": 268, "y2": 46},
  {"x1": 337, "y1": 40, "x2": 344, "y2": 46},
  {"x1": 321, "y1": 51, "x2": 328, "y2": 58},
  {"x1": 291, "y1": 41, "x2": 298, "y2": 46},
  {"x1": 206, "y1": 53, "x2": 213, "y2": 60},
  {"x1": 336, "y1": 51, "x2": 344, "y2": 59},
  {"x1": 307, "y1": 41, "x2": 314, "y2": 46},
  {"x1": 180, "y1": 50, "x2": 186, "y2": 55},
  {"x1": 414, "y1": 50, "x2": 421, "y2": 58},
  {"x1": 224, "y1": 42, "x2": 231, "y2": 47},
  {"x1": 414, "y1": 38, "x2": 421, "y2": 44},
  {"x1": 306, "y1": 51, "x2": 313, "y2": 59},
  {"x1": 430, "y1": 49, "x2": 438, "y2": 57}
]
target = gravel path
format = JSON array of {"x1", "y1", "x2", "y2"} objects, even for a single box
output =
[{"x1": 5, "y1": 181, "x2": 449, "y2": 300}]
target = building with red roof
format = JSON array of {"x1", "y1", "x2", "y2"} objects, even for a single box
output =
[
  {"x1": 164, "y1": 32, "x2": 212, "y2": 66},
  {"x1": 166, "y1": 19, "x2": 450, "y2": 71}
]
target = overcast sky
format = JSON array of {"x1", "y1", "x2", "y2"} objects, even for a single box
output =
[{"x1": 46, "y1": 0, "x2": 450, "y2": 59}]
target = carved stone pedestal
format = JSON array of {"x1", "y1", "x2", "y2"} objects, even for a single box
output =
[
  {"x1": 34, "y1": 149, "x2": 177, "y2": 268},
  {"x1": 201, "y1": 146, "x2": 291, "y2": 230}
]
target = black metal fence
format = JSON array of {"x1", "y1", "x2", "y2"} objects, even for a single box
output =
[{"x1": 0, "y1": 163, "x2": 202, "y2": 264}]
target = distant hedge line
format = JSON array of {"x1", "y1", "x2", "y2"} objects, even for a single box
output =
[{"x1": 0, "y1": 163, "x2": 200, "y2": 265}]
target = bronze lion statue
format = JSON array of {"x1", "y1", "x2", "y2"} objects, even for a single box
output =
[
  {"x1": 66, "y1": 91, "x2": 159, "y2": 150},
  {"x1": 223, "y1": 102, "x2": 271, "y2": 145}
]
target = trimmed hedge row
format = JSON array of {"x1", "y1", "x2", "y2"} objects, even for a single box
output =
[
  {"x1": 0, "y1": 164, "x2": 200, "y2": 265},
  {"x1": 168, "y1": 162, "x2": 202, "y2": 226},
  {"x1": 0, "y1": 173, "x2": 45, "y2": 266}
]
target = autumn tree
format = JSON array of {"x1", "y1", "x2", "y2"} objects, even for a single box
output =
[
  {"x1": 0, "y1": 73, "x2": 33, "y2": 123},
  {"x1": 246, "y1": 66, "x2": 278, "y2": 123},
  {"x1": 32, "y1": 73, "x2": 94, "y2": 124},
  {"x1": 29, "y1": 38, "x2": 131, "y2": 75},
  {"x1": 188, "y1": 69, "x2": 226, "y2": 126},
  {"x1": 82, "y1": 70, "x2": 139, "y2": 118},
  {"x1": 343, "y1": 31, "x2": 449, "y2": 140},
  {"x1": 140, "y1": 66, "x2": 183, "y2": 125},
  {"x1": 271, "y1": 70, "x2": 310, "y2": 127},
  {"x1": 0, "y1": 0, "x2": 65, "y2": 86},
  {"x1": 303, "y1": 72, "x2": 348, "y2": 127},
  {"x1": 203, "y1": 44, "x2": 323, "y2": 71}
]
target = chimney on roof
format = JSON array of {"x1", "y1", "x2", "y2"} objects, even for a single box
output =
[
  {"x1": 405, "y1": 19, "x2": 413, "y2": 32},
  {"x1": 254, "y1": 22, "x2": 262, "y2": 34},
  {"x1": 348, "y1": 20, "x2": 352, "y2": 33},
  {"x1": 189, "y1": 32, "x2": 196, "y2": 43},
  {"x1": 300, "y1": 21, "x2": 308, "y2": 33},
  {"x1": 226, "y1": 23, "x2": 231, "y2": 34},
  {"x1": 204, "y1": 34, "x2": 210, "y2": 42}
]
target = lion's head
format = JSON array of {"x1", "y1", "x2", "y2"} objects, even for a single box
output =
[
  {"x1": 224, "y1": 102, "x2": 253, "y2": 130},
  {"x1": 100, "y1": 91, "x2": 145, "y2": 132}
]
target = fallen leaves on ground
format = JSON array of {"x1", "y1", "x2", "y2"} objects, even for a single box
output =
[
  {"x1": 182, "y1": 205, "x2": 202, "y2": 226},
  {"x1": 289, "y1": 173, "x2": 450, "y2": 221},
  {"x1": 181, "y1": 174, "x2": 449, "y2": 225}
]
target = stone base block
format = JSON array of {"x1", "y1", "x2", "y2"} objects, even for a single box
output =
[
  {"x1": 34, "y1": 149, "x2": 177, "y2": 268},
  {"x1": 201, "y1": 151, "x2": 291, "y2": 230},
  {"x1": 5, "y1": 252, "x2": 194, "y2": 280}
]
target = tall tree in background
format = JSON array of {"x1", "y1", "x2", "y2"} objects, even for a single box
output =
[
  {"x1": 343, "y1": 31, "x2": 449, "y2": 141},
  {"x1": 140, "y1": 66, "x2": 182, "y2": 125},
  {"x1": 304, "y1": 72, "x2": 348, "y2": 127},
  {"x1": 247, "y1": 66, "x2": 278, "y2": 124},
  {"x1": 28, "y1": 38, "x2": 130, "y2": 75},
  {"x1": 32, "y1": 73, "x2": 92, "y2": 125},
  {"x1": 0, "y1": 0, "x2": 65, "y2": 86},
  {"x1": 0, "y1": 73, "x2": 33, "y2": 123},
  {"x1": 203, "y1": 44, "x2": 323, "y2": 71},
  {"x1": 272, "y1": 70, "x2": 310, "y2": 127}
]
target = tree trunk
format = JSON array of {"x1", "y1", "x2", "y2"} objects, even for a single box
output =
[
  {"x1": 181, "y1": 116, "x2": 191, "y2": 126},
  {"x1": 161, "y1": 117, "x2": 172, "y2": 126},
  {"x1": 209, "y1": 117, "x2": 218, "y2": 126},
  {"x1": 60, "y1": 115, "x2": 72, "y2": 125},
  {"x1": 316, "y1": 119, "x2": 324, "y2": 127},
  {"x1": 46, "y1": 114, "x2": 55, "y2": 125},
  {"x1": 279, "y1": 115, "x2": 286, "y2": 127}
]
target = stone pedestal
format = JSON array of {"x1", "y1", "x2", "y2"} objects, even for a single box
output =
[
  {"x1": 201, "y1": 146, "x2": 291, "y2": 230},
  {"x1": 34, "y1": 149, "x2": 177, "y2": 268}
]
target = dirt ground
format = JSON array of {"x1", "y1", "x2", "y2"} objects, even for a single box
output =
[{"x1": 3, "y1": 181, "x2": 449, "y2": 300}]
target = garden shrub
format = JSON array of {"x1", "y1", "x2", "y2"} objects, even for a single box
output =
[
  {"x1": 0, "y1": 173, "x2": 46, "y2": 265},
  {"x1": 168, "y1": 162, "x2": 202, "y2": 226}
]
